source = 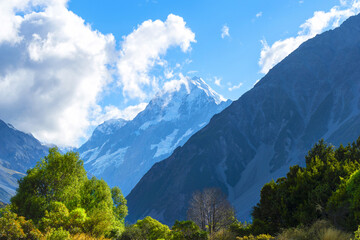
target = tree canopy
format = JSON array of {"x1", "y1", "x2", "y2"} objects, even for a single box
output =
[
  {"x1": 252, "y1": 137, "x2": 360, "y2": 234},
  {"x1": 10, "y1": 147, "x2": 127, "y2": 238}
]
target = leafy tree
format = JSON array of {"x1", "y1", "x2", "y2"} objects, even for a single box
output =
[
  {"x1": 252, "y1": 137, "x2": 360, "y2": 234},
  {"x1": 81, "y1": 177, "x2": 121, "y2": 237},
  {"x1": 171, "y1": 220, "x2": 208, "y2": 240},
  {"x1": 11, "y1": 148, "x2": 86, "y2": 222},
  {"x1": 121, "y1": 216, "x2": 171, "y2": 240},
  {"x1": 187, "y1": 188, "x2": 235, "y2": 234},
  {"x1": 46, "y1": 227, "x2": 71, "y2": 240},
  {"x1": 10, "y1": 148, "x2": 127, "y2": 237},
  {"x1": 111, "y1": 186, "x2": 128, "y2": 221},
  {"x1": 0, "y1": 206, "x2": 43, "y2": 239},
  {"x1": 328, "y1": 168, "x2": 360, "y2": 230},
  {"x1": 68, "y1": 208, "x2": 88, "y2": 234},
  {"x1": 41, "y1": 201, "x2": 70, "y2": 231}
]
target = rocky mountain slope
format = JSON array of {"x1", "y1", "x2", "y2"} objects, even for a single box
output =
[
  {"x1": 0, "y1": 120, "x2": 48, "y2": 202},
  {"x1": 78, "y1": 77, "x2": 231, "y2": 195},
  {"x1": 126, "y1": 14, "x2": 360, "y2": 225}
]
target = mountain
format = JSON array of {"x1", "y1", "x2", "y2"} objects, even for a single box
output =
[
  {"x1": 78, "y1": 77, "x2": 231, "y2": 196},
  {"x1": 126, "y1": 14, "x2": 360, "y2": 225},
  {"x1": 0, "y1": 119, "x2": 48, "y2": 202}
]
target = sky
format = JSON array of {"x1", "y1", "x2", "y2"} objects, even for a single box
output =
[{"x1": 0, "y1": 0, "x2": 359, "y2": 147}]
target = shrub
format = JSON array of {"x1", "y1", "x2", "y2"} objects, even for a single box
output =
[{"x1": 276, "y1": 220, "x2": 351, "y2": 240}]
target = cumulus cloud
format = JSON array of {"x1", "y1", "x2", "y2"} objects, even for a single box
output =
[
  {"x1": 256, "y1": 12, "x2": 263, "y2": 18},
  {"x1": 0, "y1": 0, "x2": 196, "y2": 147},
  {"x1": 259, "y1": 0, "x2": 360, "y2": 74},
  {"x1": 93, "y1": 102, "x2": 148, "y2": 125},
  {"x1": 117, "y1": 14, "x2": 196, "y2": 100},
  {"x1": 228, "y1": 82, "x2": 243, "y2": 91},
  {"x1": 0, "y1": 0, "x2": 116, "y2": 147},
  {"x1": 221, "y1": 25, "x2": 230, "y2": 39}
]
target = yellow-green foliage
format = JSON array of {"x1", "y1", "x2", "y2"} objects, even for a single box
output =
[
  {"x1": 9, "y1": 148, "x2": 127, "y2": 238},
  {"x1": 0, "y1": 206, "x2": 43, "y2": 239},
  {"x1": 353, "y1": 226, "x2": 360, "y2": 240},
  {"x1": 121, "y1": 216, "x2": 172, "y2": 240},
  {"x1": 46, "y1": 227, "x2": 71, "y2": 240},
  {"x1": 276, "y1": 220, "x2": 351, "y2": 240},
  {"x1": 209, "y1": 229, "x2": 236, "y2": 240},
  {"x1": 236, "y1": 234, "x2": 274, "y2": 240},
  {"x1": 71, "y1": 233, "x2": 111, "y2": 240}
]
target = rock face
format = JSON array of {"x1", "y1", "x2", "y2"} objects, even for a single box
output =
[
  {"x1": 0, "y1": 120, "x2": 48, "y2": 202},
  {"x1": 78, "y1": 77, "x2": 231, "y2": 196},
  {"x1": 126, "y1": 14, "x2": 360, "y2": 225}
]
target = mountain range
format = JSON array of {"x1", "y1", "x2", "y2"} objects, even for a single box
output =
[
  {"x1": 126, "y1": 13, "x2": 360, "y2": 225},
  {"x1": 0, "y1": 120, "x2": 48, "y2": 202},
  {"x1": 78, "y1": 77, "x2": 231, "y2": 195}
]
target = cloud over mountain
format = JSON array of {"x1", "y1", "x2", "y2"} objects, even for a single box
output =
[
  {"x1": 259, "y1": 0, "x2": 360, "y2": 74},
  {"x1": 0, "y1": 0, "x2": 196, "y2": 147}
]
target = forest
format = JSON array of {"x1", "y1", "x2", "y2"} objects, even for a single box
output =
[{"x1": 2, "y1": 137, "x2": 360, "y2": 239}]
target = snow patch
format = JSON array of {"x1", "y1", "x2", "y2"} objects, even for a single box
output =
[
  {"x1": 191, "y1": 77, "x2": 226, "y2": 104},
  {"x1": 173, "y1": 129, "x2": 194, "y2": 147},
  {"x1": 91, "y1": 147, "x2": 129, "y2": 175},
  {"x1": 198, "y1": 122, "x2": 207, "y2": 128},
  {"x1": 151, "y1": 129, "x2": 179, "y2": 158}
]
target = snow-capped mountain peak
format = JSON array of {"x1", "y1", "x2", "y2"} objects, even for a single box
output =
[
  {"x1": 78, "y1": 75, "x2": 232, "y2": 196},
  {"x1": 190, "y1": 77, "x2": 226, "y2": 104}
]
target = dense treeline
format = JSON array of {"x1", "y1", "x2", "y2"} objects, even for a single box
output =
[
  {"x1": 2, "y1": 138, "x2": 360, "y2": 239},
  {"x1": 250, "y1": 137, "x2": 360, "y2": 237}
]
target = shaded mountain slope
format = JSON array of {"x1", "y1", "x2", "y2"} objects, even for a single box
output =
[
  {"x1": 0, "y1": 120, "x2": 48, "y2": 202},
  {"x1": 127, "y1": 14, "x2": 360, "y2": 225}
]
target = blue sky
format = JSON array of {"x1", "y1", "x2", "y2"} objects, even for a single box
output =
[
  {"x1": 68, "y1": 0, "x2": 339, "y2": 100},
  {"x1": 0, "y1": 0, "x2": 359, "y2": 146}
]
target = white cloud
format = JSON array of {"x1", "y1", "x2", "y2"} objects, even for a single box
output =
[
  {"x1": 0, "y1": 2, "x2": 197, "y2": 147},
  {"x1": 93, "y1": 102, "x2": 148, "y2": 125},
  {"x1": 228, "y1": 82, "x2": 243, "y2": 91},
  {"x1": 256, "y1": 12, "x2": 263, "y2": 18},
  {"x1": 162, "y1": 73, "x2": 190, "y2": 94},
  {"x1": 221, "y1": 25, "x2": 230, "y2": 39},
  {"x1": 164, "y1": 69, "x2": 174, "y2": 79},
  {"x1": 214, "y1": 77, "x2": 222, "y2": 87},
  {"x1": 0, "y1": 0, "x2": 115, "y2": 147},
  {"x1": 259, "y1": 0, "x2": 360, "y2": 74},
  {"x1": 117, "y1": 14, "x2": 196, "y2": 100}
]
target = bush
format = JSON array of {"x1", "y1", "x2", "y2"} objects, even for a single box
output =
[
  {"x1": 172, "y1": 220, "x2": 208, "y2": 240},
  {"x1": 236, "y1": 234, "x2": 274, "y2": 240},
  {"x1": 46, "y1": 227, "x2": 70, "y2": 240},
  {"x1": 0, "y1": 206, "x2": 43, "y2": 239},
  {"x1": 276, "y1": 220, "x2": 351, "y2": 240},
  {"x1": 120, "y1": 217, "x2": 171, "y2": 240}
]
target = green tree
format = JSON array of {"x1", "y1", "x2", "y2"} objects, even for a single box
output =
[
  {"x1": 41, "y1": 201, "x2": 70, "y2": 231},
  {"x1": 171, "y1": 220, "x2": 208, "y2": 240},
  {"x1": 0, "y1": 206, "x2": 43, "y2": 239},
  {"x1": 252, "y1": 137, "x2": 360, "y2": 234},
  {"x1": 11, "y1": 148, "x2": 86, "y2": 222},
  {"x1": 111, "y1": 186, "x2": 128, "y2": 221},
  {"x1": 81, "y1": 177, "x2": 119, "y2": 237},
  {"x1": 10, "y1": 148, "x2": 127, "y2": 237},
  {"x1": 121, "y1": 216, "x2": 171, "y2": 240}
]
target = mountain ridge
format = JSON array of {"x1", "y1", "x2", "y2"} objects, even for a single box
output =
[
  {"x1": 78, "y1": 76, "x2": 231, "y2": 196},
  {"x1": 0, "y1": 119, "x2": 48, "y2": 202},
  {"x1": 126, "y1": 13, "x2": 360, "y2": 225}
]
